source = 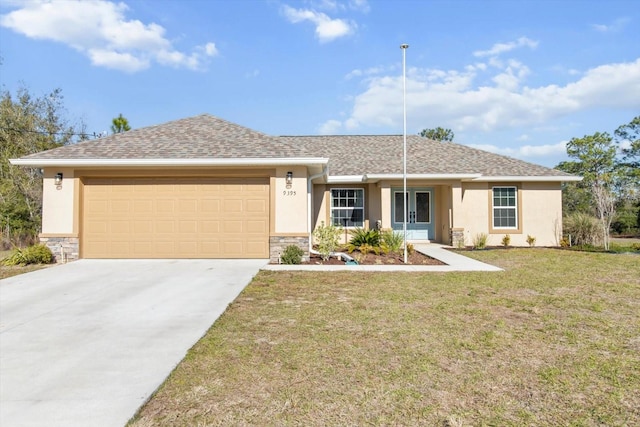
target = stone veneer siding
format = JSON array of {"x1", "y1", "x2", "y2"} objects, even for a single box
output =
[
  {"x1": 450, "y1": 228, "x2": 465, "y2": 248},
  {"x1": 39, "y1": 236, "x2": 79, "y2": 263},
  {"x1": 270, "y1": 235, "x2": 309, "y2": 264}
]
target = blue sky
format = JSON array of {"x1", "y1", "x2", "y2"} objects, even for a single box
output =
[{"x1": 1, "y1": 0, "x2": 638, "y2": 167}]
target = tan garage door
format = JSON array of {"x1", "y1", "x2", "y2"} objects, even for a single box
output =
[{"x1": 82, "y1": 177, "x2": 269, "y2": 258}]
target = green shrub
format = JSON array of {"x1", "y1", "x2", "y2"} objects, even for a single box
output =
[
  {"x1": 501, "y1": 234, "x2": 511, "y2": 247},
  {"x1": 631, "y1": 243, "x2": 640, "y2": 251},
  {"x1": 2, "y1": 244, "x2": 54, "y2": 266},
  {"x1": 473, "y1": 233, "x2": 488, "y2": 250},
  {"x1": 564, "y1": 213, "x2": 601, "y2": 246},
  {"x1": 380, "y1": 230, "x2": 404, "y2": 254},
  {"x1": 526, "y1": 234, "x2": 536, "y2": 247},
  {"x1": 347, "y1": 228, "x2": 380, "y2": 252},
  {"x1": 281, "y1": 245, "x2": 304, "y2": 265},
  {"x1": 313, "y1": 222, "x2": 342, "y2": 261}
]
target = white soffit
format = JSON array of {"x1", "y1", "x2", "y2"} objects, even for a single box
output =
[{"x1": 10, "y1": 157, "x2": 329, "y2": 168}]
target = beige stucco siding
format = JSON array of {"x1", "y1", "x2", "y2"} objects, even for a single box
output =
[
  {"x1": 518, "y1": 182, "x2": 562, "y2": 246},
  {"x1": 457, "y1": 182, "x2": 491, "y2": 246},
  {"x1": 41, "y1": 168, "x2": 76, "y2": 235},
  {"x1": 273, "y1": 166, "x2": 308, "y2": 234}
]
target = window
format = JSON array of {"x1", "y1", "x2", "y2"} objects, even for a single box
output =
[
  {"x1": 331, "y1": 188, "x2": 364, "y2": 227},
  {"x1": 492, "y1": 187, "x2": 517, "y2": 228}
]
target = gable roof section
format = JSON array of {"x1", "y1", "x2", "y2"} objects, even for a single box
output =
[
  {"x1": 280, "y1": 135, "x2": 577, "y2": 180},
  {"x1": 14, "y1": 114, "x2": 326, "y2": 167},
  {"x1": 12, "y1": 113, "x2": 578, "y2": 181}
]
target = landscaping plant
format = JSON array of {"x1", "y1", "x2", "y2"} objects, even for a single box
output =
[
  {"x1": 280, "y1": 245, "x2": 304, "y2": 265},
  {"x1": 501, "y1": 234, "x2": 511, "y2": 247},
  {"x1": 473, "y1": 232, "x2": 488, "y2": 249},
  {"x1": 2, "y1": 244, "x2": 54, "y2": 266},
  {"x1": 346, "y1": 228, "x2": 380, "y2": 253},
  {"x1": 312, "y1": 222, "x2": 342, "y2": 261},
  {"x1": 526, "y1": 234, "x2": 536, "y2": 247},
  {"x1": 380, "y1": 229, "x2": 404, "y2": 254}
]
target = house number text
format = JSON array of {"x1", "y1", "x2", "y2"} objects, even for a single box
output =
[{"x1": 283, "y1": 190, "x2": 297, "y2": 196}]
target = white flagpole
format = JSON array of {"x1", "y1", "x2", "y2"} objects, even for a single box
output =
[{"x1": 401, "y1": 43, "x2": 409, "y2": 263}]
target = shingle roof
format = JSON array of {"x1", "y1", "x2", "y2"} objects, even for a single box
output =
[
  {"x1": 20, "y1": 114, "x2": 309, "y2": 160},
  {"x1": 279, "y1": 135, "x2": 572, "y2": 177},
  {"x1": 17, "y1": 113, "x2": 572, "y2": 178}
]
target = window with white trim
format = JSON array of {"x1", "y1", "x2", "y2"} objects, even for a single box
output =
[
  {"x1": 492, "y1": 186, "x2": 517, "y2": 229},
  {"x1": 330, "y1": 188, "x2": 364, "y2": 227}
]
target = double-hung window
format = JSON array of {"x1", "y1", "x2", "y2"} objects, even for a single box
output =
[
  {"x1": 330, "y1": 188, "x2": 364, "y2": 227},
  {"x1": 492, "y1": 186, "x2": 517, "y2": 229}
]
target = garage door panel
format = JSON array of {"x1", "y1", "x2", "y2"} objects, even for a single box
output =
[
  {"x1": 247, "y1": 220, "x2": 268, "y2": 233},
  {"x1": 82, "y1": 177, "x2": 269, "y2": 258}
]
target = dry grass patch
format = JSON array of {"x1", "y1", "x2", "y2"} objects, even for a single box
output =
[{"x1": 130, "y1": 249, "x2": 640, "y2": 426}]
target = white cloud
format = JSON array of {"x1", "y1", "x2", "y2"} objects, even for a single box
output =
[
  {"x1": 349, "y1": 0, "x2": 370, "y2": 13},
  {"x1": 330, "y1": 52, "x2": 640, "y2": 134},
  {"x1": 592, "y1": 17, "x2": 631, "y2": 33},
  {"x1": 473, "y1": 37, "x2": 538, "y2": 57},
  {"x1": 0, "y1": 0, "x2": 218, "y2": 72},
  {"x1": 319, "y1": 119, "x2": 343, "y2": 134},
  {"x1": 282, "y1": 5, "x2": 355, "y2": 42},
  {"x1": 466, "y1": 141, "x2": 567, "y2": 158},
  {"x1": 344, "y1": 65, "x2": 386, "y2": 80}
]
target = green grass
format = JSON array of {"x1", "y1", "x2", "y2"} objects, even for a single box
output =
[{"x1": 130, "y1": 249, "x2": 639, "y2": 426}]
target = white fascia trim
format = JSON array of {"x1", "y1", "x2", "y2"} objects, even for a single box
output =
[
  {"x1": 364, "y1": 173, "x2": 482, "y2": 182},
  {"x1": 9, "y1": 157, "x2": 329, "y2": 167},
  {"x1": 326, "y1": 175, "x2": 365, "y2": 183},
  {"x1": 471, "y1": 175, "x2": 583, "y2": 182}
]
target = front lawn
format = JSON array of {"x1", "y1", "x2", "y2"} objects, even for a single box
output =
[{"x1": 130, "y1": 249, "x2": 639, "y2": 426}]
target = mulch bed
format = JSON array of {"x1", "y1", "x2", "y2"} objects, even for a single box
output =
[{"x1": 302, "y1": 251, "x2": 445, "y2": 266}]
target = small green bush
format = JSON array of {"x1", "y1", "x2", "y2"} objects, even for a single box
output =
[
  {"x1": 380, "y1": 229, "x2": 404, "y2": 254},
  {"x1": 313, "y1": 222, "x2": 342, "y2": 261},
  {"x1": 473, "y1": 233, "x2": 488, "y2": 250},
  {"x1": 501, "y1": 234, "x2": 511, "y2": 247},
  {"x1": 526, "y1": 234, "x2": 536, "y2": 247},
  {"x1": 281, "y1": 245, "x2": 304, "y2": 264},
  {"x1": 2, "y1": 244, "x2": 54, "y2": 266},
  {"x1": 632, "y1": 243, "x2": 640, "y2": 251}
]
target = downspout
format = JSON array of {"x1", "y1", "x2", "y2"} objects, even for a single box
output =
[{"x1": 307, "y1": 166, "x2": 328, "y2": 255}]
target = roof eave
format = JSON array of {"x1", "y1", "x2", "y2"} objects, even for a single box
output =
[
  {"x1": 364, "y1": 173, "x2": 482, "y2": 183},
  {"x1": 326, "y1": 175, "x2": 366, "y2": 184},
  {"x1": 9, "y1": 157, "x2": 330, "y2": 168},
  {"x1": 470, "y1": 175, "x2": 583, "y2": 182}
]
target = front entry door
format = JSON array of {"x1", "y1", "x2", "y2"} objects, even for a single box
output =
[{"x1": 392, "y1": 188, "x2": 434, "y2": 240}]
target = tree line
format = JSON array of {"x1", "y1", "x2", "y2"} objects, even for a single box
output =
[{"x1": 0, "y1": 85, "x2": 130, "y2": 248}]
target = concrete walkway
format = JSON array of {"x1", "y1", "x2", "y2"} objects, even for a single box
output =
[
  {"x1": 0, "y1": 259, "x2": 265, "y2": 427},
  {"x1": 263, "y1": 244, "x2": 502, "y2": 272}
]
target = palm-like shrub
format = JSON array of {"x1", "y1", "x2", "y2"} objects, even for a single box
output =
[
  {"x1": 347, "y1": 228, "x2": 380, "y2": 253},
  {"x1": 564, "y1": 213, "x2": 601, "y2": 246}
]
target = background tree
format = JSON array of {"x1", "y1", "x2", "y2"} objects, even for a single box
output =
[
  {"x1": 419, "y1": 127, "x2": 454, "y2": 142},
  {"x1": 111, "y1": 113, "x2": 131, "y2": 134},
  {"x1": 0, "y1": 86, "x2": 81, "y2": 247}
]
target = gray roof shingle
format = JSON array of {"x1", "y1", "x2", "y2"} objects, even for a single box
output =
[
  {"x1": 20, "y1": 114, "x2": 310, "y2": 160},
  {"x1": 18, "y1": 113, "x2": 572, "y2": 178},
  {"x1": 280, "y1": 135, "x2": 572, "y2": 177}
]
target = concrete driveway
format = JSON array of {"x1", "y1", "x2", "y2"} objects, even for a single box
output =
[{"x1": 0, "y1": 259, "x2": 266, "y2": 427}]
